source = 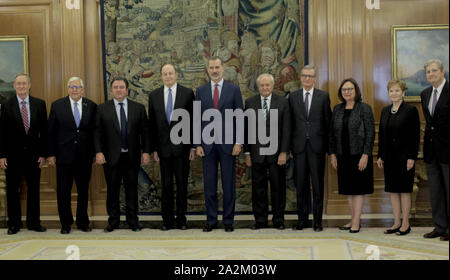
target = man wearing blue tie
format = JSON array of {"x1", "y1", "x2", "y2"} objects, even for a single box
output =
[
  {"x1": 94, "y1": 77, "x2": 151, "y2": 232},
  {"x1": 47, "y1": 77, "x2": 97, "y2": 234},
  {"x1": 195, "y1": 57, "x2": 243, "y2": 232}
]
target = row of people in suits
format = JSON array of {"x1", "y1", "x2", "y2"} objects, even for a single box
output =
[{"x1": 0, "y1": 58, "x2": 447, "y2": 241}]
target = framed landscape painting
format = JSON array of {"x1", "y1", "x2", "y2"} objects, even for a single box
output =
[
  {"x1": 0, "y1": 35, "x2": 29, "y2": 105},
  {"x1": 391, "y1": 24, "x2": 449, "y2": 102}
]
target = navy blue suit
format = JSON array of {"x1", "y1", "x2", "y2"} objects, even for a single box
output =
[{"x1": 195, "y1": 80, "x2": 243, "y2": 226}]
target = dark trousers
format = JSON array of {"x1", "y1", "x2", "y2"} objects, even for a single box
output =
[
  {"x1": 203, "y1": 144, "x2": 236, "y2": 226},
  {"x1": 56, "y1": 158, "x2": 92, "y2": 228},
  {"x1": 159, "y1": 152, "x2": 190, "y2": 226},
  {"x1": 5, "y1": 155, "x2": 41, "y2": 229},
  {"x1": 426, "y1": 159, "x2": 449, "y2": 233},
  {"x1": 103, "y1": 153, "x2": 139, "y2": 228},
  {"x1": 251, "y1": 159, "x2": 286, "y2": 225},
  {"x1": 293, "y1": 141, "x2": 326, "y2": 225}
]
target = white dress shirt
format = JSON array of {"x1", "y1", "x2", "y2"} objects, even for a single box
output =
[
  {"x1": 303, "y1": 87, "x2": 314, "y2": 114},
  {"x1": 69, "y1": 96, "x2": 83, "y2": 119},
  {"x1": 428, "y1": 79, "x2": 446, "y2": 114}
]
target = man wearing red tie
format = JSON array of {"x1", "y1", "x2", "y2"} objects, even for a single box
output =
[
  {"x1": 0, "y1": 73, "x2": 48, "y2": 235},
  {"x1": 195, "y1": 57, "x2": 243, "y2": 232}
]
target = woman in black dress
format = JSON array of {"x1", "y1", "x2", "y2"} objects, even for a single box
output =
[
  {"x1": 329, "y1": 78, "x2": 375, "y2": 233},
  {"x1": 377, "y1": 79, "x2": 420, "y2": 236}
]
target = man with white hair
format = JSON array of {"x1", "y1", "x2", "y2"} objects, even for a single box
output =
[
  {"x1": 244, "y1": 73, "x2": 291, "y2": 230},
  {"x1": 0, "y1": 73, "x2": 48, "y2": 235},
  {"x1": 420, "y1": 59, "x2": 449, "y2": 242},
  {"x1": 47, "y1": 77, "x2": 97, "y2": 234}
]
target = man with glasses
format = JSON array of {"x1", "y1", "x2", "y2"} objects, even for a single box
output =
[
  {"x1": 289, "y1": 65, "x2": 331, "y2": 232},
  {"x1": 47, "y1": 77, "x2": 97, "y2": 234},
  {"x1": 0, "y1": 73, "x2": 48, "y2": 235}
]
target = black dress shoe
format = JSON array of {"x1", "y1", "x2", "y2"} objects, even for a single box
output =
[
  {"x1": 292, "y1": 223, "x2": 304, "y2": 230},
  {"x1": 203, "y1": 224, "x2": 217, "y2": 232},
  {"x1": 176, "y1": 224, "x2": 188, "y2": 230},
  {"x1": 423, "y1": 230, "x2": 444, "y2": 239},
  {"x1": 396, "y1": 226, "x2": 411, "y2": 236},
  {"x1": 77, "y1": 226, "x2": 92, "y2": 232},
  {"x1": 104, "y1": 224, "x2": 118, "y2": 233},
  {"x1": 60, "y1": 227, "x2": 71, "y2": 234},
  {"x1": 339, "y1": 226, "x2": 351, "y2": 230},
  {"x1": 161, "y1": 225, "x2": 172, "y2": 231},
  {"x1": 224, "y1": 224, "x2": 234, "y2": 232},
  {"x1": 275, "y1": 224, "x2": 285, "y2": 230},
  {"x1": 440, "y1": 233, "x2": 449, "y2": 241},
  {"x1": 384, "y1": 226, "x2": 401, "y2": 234},
  {"x1": 251, "y1": 223, "x2": 268, "y2": 230},
  {"x1": 7, "y1": 227, "x2": 19, "y2": 235},
  {"x1": 314, "y1": 225, "x2": 323, "y2": 232},
  {"x1": 28, "y1": 225, "x2": 47, "y2": 232},
  {"x1": 349, "y1": 227, "x2": 360, "y2": 233}
]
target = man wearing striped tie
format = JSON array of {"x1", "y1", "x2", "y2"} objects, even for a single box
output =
[
  {"x1": 0, "y1": 73, "x2": 48, "y2": 235},
  {"x1": 244, "y1": 74, "x2": 291, "y2": 230},
  {"x1": 47, "y1": 77, "x2": 97, "y2": 234}
]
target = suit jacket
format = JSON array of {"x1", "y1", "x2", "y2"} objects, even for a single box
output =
[
  {"x1": 244, "y1": 93, "x2": 291, "y2": 163},
  {"x1": 0, "y1": 95, "x2": 47, "y2": 161},
  {"x1": 94, "y1": 98, "x2": 150, "y2": 167},
  {"x1": 47, "y1": 96, "x2": 97, "y2": 164},
  {"x1": 148, "y1": 84, "x2": 195, "y2": 158},
  {"x1": 377, "y1": 102, "x2": 420, "y2": 162},
  {"x1": 194, "y1": 80, "x2": 243, "y2": 155},
  {"x1": 289, "y1": 88, "x2": 331, "y2": 154},
  {"x1": 329, "y1": 102, "x2": 375, "y2": 156},
  {"x1": 420, "y1": 80, "x2": 449, "y2": 164}
]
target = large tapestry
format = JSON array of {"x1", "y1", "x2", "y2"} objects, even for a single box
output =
[{"x1": 101, "y1": 0, "x2": 308, "y2": 214}]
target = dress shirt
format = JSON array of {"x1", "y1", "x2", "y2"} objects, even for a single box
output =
[
  {"x1": 303, "y1": 87, "x2": 314, "y2": 114},
  {"x1": 113, "y1": 98, "x2": 128, "y2": 152},
  {"x1": 16, "y1": 94, "x2": 30, "y2": 125},
  {"x1": 164, "y1": 83, "x2": 177, "y2": 112},
  {"x1": 428, "y1": 79, "x2": 446, "y2": 114},
  {"x1": 210, "y1": 79, "x2": 224, "y2": 100},
  {"x1": 69, "y1": 96, "x2": 83, "y2": 119}
]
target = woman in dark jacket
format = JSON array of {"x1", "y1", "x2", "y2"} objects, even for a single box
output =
[
  {"x1": 330, "y1": 78, "x2": 375, "y2": 233},
  {"x1": 377, "y1": 79, "x2": 420, "y2": 236}
]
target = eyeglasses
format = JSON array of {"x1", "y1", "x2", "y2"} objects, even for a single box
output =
[
  {"x1": 342, "y1": 88, "x2": 355, "y2": 92},
  {"x1": 300, "y1": 74, "x2": 316, "y2": 79},
  {"x1": 69, "y1": 86, "x2": 83, "y2": 89}
]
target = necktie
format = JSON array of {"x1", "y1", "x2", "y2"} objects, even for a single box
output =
[
  {"x1": 263, "y1": 97, "x2": 269, "y2": 120},
  {"x1": 21, "y1": 101, "x2": 29, "y2": 134},
  {"x1": 166, "y1": 88, "x2": 173, "y2": 124},
  {"x1": 73, "y1": 102, "x2": 80, "y2": 128},
  {"x1": 431, "y1": 89, "x2": 438, "y2": 116},
  {"x1": 305, "y1": 91, "x2": 310, "y2": 116},
  {"x1": 119, "y1": 103, "x2": 128, "y2": 150},
  {"x1": 213, "y1": 84, "x2": 219, "y2": 109}
]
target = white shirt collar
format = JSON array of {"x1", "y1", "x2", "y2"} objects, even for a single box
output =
[
  {"x1": 211, "y1": 79, "x2": 224, "y2": 88},
  {"x1": 164, "y1": 83, "x2": 177, "y2": 93},
  {"x1": 113, "y1": 98, "x2": 128, "y2": 106},
  {"x1": 434, "y1": 79, "x2": 446, "y2": 93},
  {"x1": 261, "y1": 94, "x2": 272, "y2": 101},
  {"x1": 69, "y1": 96, "x2": 82, "y2": 105},
  {"x1": 17, "y1": 94, "x2": 29, "y2": 103},
  {"x1": 303, "y1": 87, "x2": 314, "y2": 96}
]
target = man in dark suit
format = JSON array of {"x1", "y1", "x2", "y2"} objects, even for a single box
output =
[
  {"x1": 148, "y1": 63, "x2": 195, "y2": 231},
  {"x1": 420, "y1": 59, "x2": 449, "y2": 242},
  {"x1": 244, "y1": 74, "x2": 291, "y2": 230},
  {"x1": 0, "y1": 73, "x2": 48, "y2": 235},
  {"x1": 94, "y1": 77, "x2": 150, "y2": 232},
  {"x1": 289, "y1": 65, "x2": 331, "y2": 232},
  {"x1": 195, "y1": 56, "x2": 243, "y2": 232},
  {"x1": 47, "y1": 77, "x2": 97, "y2": 234}
]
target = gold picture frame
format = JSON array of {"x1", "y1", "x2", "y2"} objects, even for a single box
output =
[
  {"x1": 391, "y1": 24, "x2": 449, "y2": 102},
  {"x1": 0, "y1": 35, "x2": 29, "y2": 106}
]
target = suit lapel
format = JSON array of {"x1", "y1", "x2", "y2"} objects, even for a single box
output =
[
  {"x1": 297, "y1": 89, "x2": 307, "y2": 118},
  {"x1": 218, "y1": 82, "x2": 228, "y2": 110},
  {"x1": 109, "y1": 100, "x2": 121, "y2": 134},
  {"x1": 11, "y1": 97, "x2": 26, "y2": 134},
  {"x1": 434, "y1": 81, "x2": 449, "y2": 117},
  {"x1": 309, "y1": 90, "x2": 320, "y2": 118},
  {"x1": 79, "y1": 98, "x2": 90, "y2": 127},
  {"x1": 29, "y1": 97, "x2": 37, "y2": 132},
  {"x1": 423, "y1": 87, "x2": 432, "y2": 117},
  {"x1": 173, "y1": 85, "x2": 184, "y2": 110},
  {"x1": 126, "y1": 100, "x2": 134, "y2": 136},
  {"x1": 155, "y1": 87, "x2": 168, "y2": 126},
  {"x1": 63, "y1": 97, "x2": 78, "y2": 128}
]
